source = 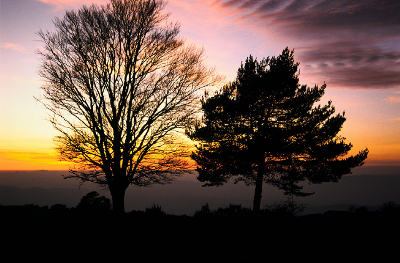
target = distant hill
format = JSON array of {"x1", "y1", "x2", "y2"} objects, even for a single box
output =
[
  {"x1": 1, "y1": 170, "x2": 400, "y2": 215},
  {"x1": 298, "y1": 174, "x2": 400, "y2": 213}
]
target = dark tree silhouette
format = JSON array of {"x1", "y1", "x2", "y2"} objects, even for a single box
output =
[
  {"x1": 189, "y1": 48, "x2": 368, "y2": 211},
  {"x1": 37, "y1": 0, "x2": 219, "y2": 213}
]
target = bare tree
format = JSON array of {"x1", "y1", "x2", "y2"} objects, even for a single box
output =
[{"x1": 37, "y1": 0, "x2": 219, "y2": 213}]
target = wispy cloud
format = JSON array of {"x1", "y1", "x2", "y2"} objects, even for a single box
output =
[
  {"x1": 1, "y1": 42, "x2": 29, "y2": 54},
  {"x1": 386, "y1": 96, "x2": 400, "y2": 103},
  {"x1": 205, "y1": 0, "x2": 400, "y2": 89},
  {"x1": 37, "y1": 0, "x2": 108, "y2": 11}
]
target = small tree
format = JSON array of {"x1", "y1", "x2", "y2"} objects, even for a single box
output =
[
  {"x1": 189, "y1": 48, "x2": 368, "y2": 211},
  {"x1": 37, "y1": 0, "x2": 218, "y2": 213}
]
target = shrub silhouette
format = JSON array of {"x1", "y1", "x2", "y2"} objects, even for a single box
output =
[
  {"x1": 264, "y1": 199, "x2": 305, "y2": 216},
  {"x1": 215, "y1": 204, "x2": 252, "y2": 217},
  {"x1": 380, "y1": 201, "x2": 400, "y2": 212},
  {"x1": 145, "y1": 204, "x2": 166, "y2": 216},
  {"x1": 194, "y1": 203, "x2": 212, "y2": 217},
  {"x1": 50, "y1": 204, "x2": 68, "y2": 213},
  {"x1": 76, "y1": 191, "x2": 111, "y2": 212},
  {"x1": 355, "y1": 206, "x2": 369, "y2": 214},
  {"x1": 194, "y1": 204, "x2": 252, "y2": 218}
]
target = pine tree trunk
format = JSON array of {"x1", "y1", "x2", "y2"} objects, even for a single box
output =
[
  {"x1": 110, "y1": 186, "x2": 127, "y2": 214},
  {"x1": 253, "y1": 170, "x2": 264, "y2": 212}
]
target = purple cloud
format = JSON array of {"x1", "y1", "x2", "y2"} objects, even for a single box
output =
[{"x1": 208, "y1": 0, "x2": 400, "y2": 89}]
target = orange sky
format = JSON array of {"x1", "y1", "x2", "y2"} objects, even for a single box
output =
[{"x1": 1, "y1": 0, "x2": 400, "y2": 170}]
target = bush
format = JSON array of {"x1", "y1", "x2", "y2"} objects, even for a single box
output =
[
  {"x1": 194, "y1": 204, "x2": 251, "y2": 218},
  {"x1": 380, "y1": 201, "x2": 400, "y2": 212},
  {"x1": 264, "y1": 199, "x2": 305, "y2": 216},
  {"x1": 194, "y1": 203, "x2": 212, "y2": 217},
  {"x1": 76, "y1": 191, "x2": 111, "y2": 212},
  {"x1": 50, "y1": 204, "x2": 68, "y2": 212},
  {"x1": 145, "y1": 204, "x2": 166, "y2": 215},
  {"x1": 215, "y1": 204, "x2": 251, "y2": 217}
]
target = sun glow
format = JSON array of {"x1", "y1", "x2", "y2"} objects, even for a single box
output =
[{"x1": 0, "y1": 150, "x2": 71, "y2": 170}]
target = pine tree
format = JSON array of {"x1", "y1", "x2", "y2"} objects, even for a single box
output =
[{"x1": 189, "y1": 48, "x2": 368, "y2": 211}]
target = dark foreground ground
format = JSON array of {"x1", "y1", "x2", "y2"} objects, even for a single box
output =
[{"x1": 2, "y1": 204, "x2": 400, "y2": 262}]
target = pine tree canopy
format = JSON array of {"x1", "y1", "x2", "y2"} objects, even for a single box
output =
[{"x1": 188, "y1": 48, "x2": 368, "y2": 198}]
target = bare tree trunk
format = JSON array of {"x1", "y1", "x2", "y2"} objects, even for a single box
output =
[
  {"x1": 110, "y1": 185, "x2": 127, "y2": 214},
  {"x1": 252, "y1": 170, "x2": 264, "y2": 212}
]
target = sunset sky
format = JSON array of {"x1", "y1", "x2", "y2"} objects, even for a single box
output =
[{"x1": 1, "y1": 0, "x2": 400, "y2": 170}]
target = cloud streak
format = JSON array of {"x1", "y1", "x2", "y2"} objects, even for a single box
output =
[
  {"x1": 1, "y1": 42, "x2": 29, "y2": 54},
  {"x1": 37, "y1": 0, "x2": 108, "y2": 10},
  {"x1": 206, "y1": 0, "x2": 400, "y2": 89},
  {"x1": 386, "y1": 96, "x2": 400, "y2": 103}
]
